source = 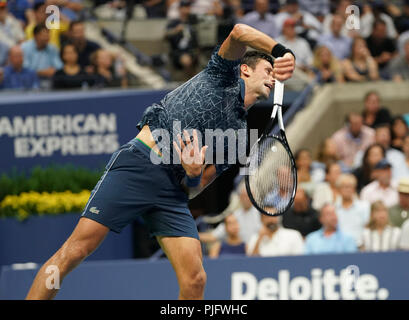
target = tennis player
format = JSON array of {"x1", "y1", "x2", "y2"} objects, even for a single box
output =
[{"x1": 26, "y1": 23, "x2": 295, "y2": 300}]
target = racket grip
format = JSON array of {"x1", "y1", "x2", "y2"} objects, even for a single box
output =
[{"x1": 274, "y1": 80, "x2": 284, "y2": 106}]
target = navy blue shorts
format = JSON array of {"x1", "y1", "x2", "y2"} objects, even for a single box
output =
[{"x1": 81, "y1": 138, "x2": 198, "y2": 240}]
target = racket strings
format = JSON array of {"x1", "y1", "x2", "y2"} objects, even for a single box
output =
[{"x1": 248, "y1": 137, "x2": 295, "y2": 215}]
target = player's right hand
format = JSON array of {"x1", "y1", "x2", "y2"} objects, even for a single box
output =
[
  {"x1": 173, "y1": 129, "x2": 208, "y2": 178},
  {"x1": 273, "y1": 53, "x2": 295, "y2": 82}
]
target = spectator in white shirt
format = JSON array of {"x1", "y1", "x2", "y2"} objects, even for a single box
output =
[
  {"x1": 335, "y1": 173, "x2": 370, "y2": 247},
  {"x1": 312, "y1": 161, "x2": 342, "y2": 211},
  {"x1": 361, "y1": 201, "x2": 401, "y2": 252},
  {"x1": 360, "y1": 159, "x2": 399, "y2": 208},
  {"x1": 0, "y1": 2, "x2": 24, "y2": 47},
  {"x1": 247, "y1": 213, "x2": 304, "y2": 257}
]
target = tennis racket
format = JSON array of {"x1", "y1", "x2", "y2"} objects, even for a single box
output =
[{"x1": 245, "y1": 77, "x2": 297, "y2": 216}]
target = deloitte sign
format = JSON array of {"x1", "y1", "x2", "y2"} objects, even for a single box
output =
[{"x1": 231, "y1": 268, "x2": 390, "y2": 300}]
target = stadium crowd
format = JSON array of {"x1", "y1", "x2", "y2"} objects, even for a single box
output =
[{"x1": 0, "y1": 0, "x2": 128, "y2": 91}]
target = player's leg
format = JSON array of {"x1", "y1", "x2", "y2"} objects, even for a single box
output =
[
  {"x1": 157, "y1": 236, "x2": 206, "y2": 300},
  {"x1": 26, "y1": 217, "x2": 109, "y2": 300}
]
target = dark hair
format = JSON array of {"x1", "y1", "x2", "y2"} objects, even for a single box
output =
[
  {"x1": 69, "y1": 20, "x2": 84, "y2": 31},
  {"x1": 60, "y1": 42, "x2": 78, "y2": 62},
  {"x1": 362, "y1": 143, "x2": 386, "y2": 183},
  {"x1": 364, "y1": 90, "x2": 380, "y2": 102},
  {"x1": 390, "y1": 115, "x2": 409, "y2": 140},
  {"x1": 33, "y1": 23, "x2": 48, "y2": 36},
  {"x1": 373, "y1": 18, "x2": 386, "y2": 30},
  {"x1": 240, "y1": 50, "x2": 274, "y2": 70},
  {"x1": 33, "y1": 1, "x2": 45, "y2": 11}
]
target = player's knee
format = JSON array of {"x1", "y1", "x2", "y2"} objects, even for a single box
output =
[{"x1": 182, "y1": 269, "x2": 207, "y2": 294}]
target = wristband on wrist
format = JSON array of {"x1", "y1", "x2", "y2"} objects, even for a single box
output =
[
  {"x1": 271, "y1": 43, "x2": 296, "y2": 60},
  {"x1": 184, "y1": 174, "x2": 202, "y2": 188}
]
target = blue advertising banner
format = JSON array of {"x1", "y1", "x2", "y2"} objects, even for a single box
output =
[
  {"x1": 1, "y1": 252, "x2": 408, "y2": 300},
  {"x1": 0, "y1": 89, "x2": 170, "y2": 173}
]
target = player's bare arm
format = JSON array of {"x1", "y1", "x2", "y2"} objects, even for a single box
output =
[{"x1": 218, "y1": 23, "x2": 296, "y2": 81}]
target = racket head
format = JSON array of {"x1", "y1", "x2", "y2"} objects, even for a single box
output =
[{"x1": 245, "y1": 133, "x2": 297, "y2": 216}]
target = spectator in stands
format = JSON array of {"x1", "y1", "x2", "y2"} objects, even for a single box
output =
[
  {"x1": 389, "y1": 177, "x2": 409, "y2": 228},
  {"x1": 247, "y1": 213, "x2": 304, "y2": 257},
  {"x1": 0, "y1": 1, "x2": 25, "y2": 47},
  {"x1": 216, "y1": 0, "x2": 244, "y2": 43},
  {"x1": 331, "y1": 112, "x2": 375, "y2": 169},
  {"x1": 164, "y1": 0, "x2": 199, "y2": 78},
  {"x1": 365, "y1": 19, "x2": 398, "y2": 75},
  {"x1": 21, "y1": 23, "x2": 63, "y2": 87},
  {"x1": 0, "y1": 44, "x2": 39, "y2": 90},
  {"x1": 275, "y1": 0, "x2": 322, "y2": 47},
  {"x1": 342, "y1": 37, "x2": 380, "y2": 82},
  {"x1": 64, "y1": 20, "x2": 101, "y2": 70},
  {"x1": 361, "y1": 201, "x2": 401, "y2": 252},
  {"x1": 52, "y1": 43, "x2": 95, "y2": 89},
  {"x1": 400, "y1": 218, "x2": 409, "y2": 250},
  {"x1": 315, "y1": 137, "x2": 349, "y2": 172},
  {"x1": 390, "y1": 116, "x2": 409, "y2": 152},
  {"x1": 322, "y1": 0, "x2": 356, "y2": 38},
  {"x1": 361, "y1": 91, "x2": 391, "y2": 129},
  {"x1": 276, "y1": 18, "x2": 313, "y2": 72},
  {"x1": 393, "y1": 0, "x2": 409, "y2": 34},
  {"x1": 360, "y1": 1, "x2": 398, "y2": 39},
  {"x1": 304, "y1": 203, "x2": 357, "y2": 254},
  {"x1": 389, "y1": 39, "x2": 409, "y2": 82},
  {"x1": 200, "y1": 182, "x2": 262, "y2": 245},
  {"x1": 360, "y1": 159, "x2": 399, "y2": 208},
  {"x1": 6, "y1": 0, "x2": 35, "y2": 25},
  {"x1": 25, "y1": 2, "x2": 70, "y2": 50},
  {"x1": 317, "y1": 14, "x2": 351, "y2": 60},
  {"x1": 190, "y1": 0, "x2": 221, "y2": 17},
  {"x1": 90, "y1": 48, "x2": 127, "y2": 88},
  {"x1": 282, "y1": 187, "x2": 321, "y2": 238},
  {"x1": 208, "y1": 214, "x2": 246, "y2": 258},
  {"x1": 335, "y1": 173, "x2": 370, "y2": 247},
  {"x1": 353, "y1": 143, "x2": 385, "y2": 193},
  {"x1": 365, "y1": 124, "x2": 407, "y2": 181},
  {"x1": 311, "y1": 45, "x2": 344, "y2": 83},
  {"x1": 239, "y1": 0, "x2": 279, "y2": 39},
  {"x1": 312, "y1": 162, "x2": 342, "y2": 211},
  {"x1": 295, "y1": 148, "x2": 325, "y2": 184}
]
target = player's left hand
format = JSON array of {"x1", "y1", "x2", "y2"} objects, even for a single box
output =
[
  {"x1": 273, "y1": 53, "x2": 296, "y2": 82},
  {"x1": 173, "y1": 129, "x2": 208, "y2": 178}
]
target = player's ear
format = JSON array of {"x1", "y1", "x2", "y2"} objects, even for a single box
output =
[{"x1": 240, "y1": 64, "x2": 251, "y2": 78}]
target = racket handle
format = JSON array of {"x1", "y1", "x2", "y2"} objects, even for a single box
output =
[{"x1": 274, "y1": 80, "x2": 284, "y2": 106}]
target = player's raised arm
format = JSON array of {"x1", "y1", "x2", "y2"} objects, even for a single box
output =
[{"x1": 218, "y1": 23, "x2": 296, "y2": 81}]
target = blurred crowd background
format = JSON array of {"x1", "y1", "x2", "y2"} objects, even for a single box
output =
[{"x1": 0, "y1": 0, "x2": 408, "y2": 260}]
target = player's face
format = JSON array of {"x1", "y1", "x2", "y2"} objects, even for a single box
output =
[{"x1": 250, "y1": 59, "x2": 275, "y2": 100}]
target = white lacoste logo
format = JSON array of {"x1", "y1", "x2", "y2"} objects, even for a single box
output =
[{"x1": 90, "y1": 207, "x2": 100, "y2": 214}]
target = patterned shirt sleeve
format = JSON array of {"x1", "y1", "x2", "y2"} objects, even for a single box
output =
[{"x1": 204, "y1": 46, "x2": 241, "y2": 87}]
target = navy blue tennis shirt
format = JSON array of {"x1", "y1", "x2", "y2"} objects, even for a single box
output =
[{"x1": 137, "y1": 47, "x2": 249, "y2": 183}]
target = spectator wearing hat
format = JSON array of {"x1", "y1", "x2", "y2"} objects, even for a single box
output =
[
  {"x1": 275, "y1": 0, "x2": 322, "y2": 46},
  {"x1": 360, "y1": 159, "x2": 399, "y2": 208},
  {"x1": 239, "y1": 0, "x2": 279, "y2": 39},
  {"x1": 276, "y1": 17, "x2": 313, "y2": 72},
  {"x1": 0, "y1": 1, "x2": 24, "y2": 47},
  {"x1": 247, "y1": 212, "x2": 304, "y2": 257},
  {"x1": 304, "y1": 203, "x2": 357, "y2": 254},
  {"x1": 361, "y1": 201, "x2": 401, "y2": 252},
  {"x1": 389, "y1": 177, "x2": 409, "y2": 228}
]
